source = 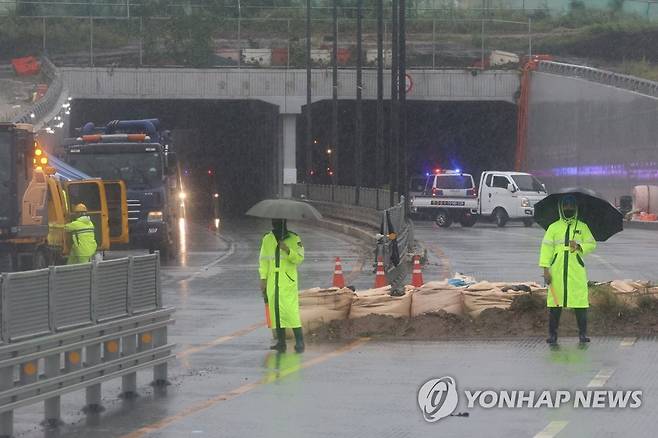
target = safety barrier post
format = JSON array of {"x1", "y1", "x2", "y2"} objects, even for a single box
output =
[
  {"x1": 121, "y1": 257, "x2": 138, "y2": 397},
  {"x1": 121, "y1": 332, "x2": 138, "y2": 397},
  {"x1": 0, "y1": 276, "x2": 10, "y2": 438},
  {"x1": 84, "y1": 343, "x2": 103, "y2": 412},
  {"x1": 86, "y1": 260, "x2": 103, "y2": 412},
  {"x1": 152, "y1": 326, "x2": 169, "y2": 386},
  {"x1": 43, "y1": 353, "x2": 61, "y2": 426},
  {"x1": 44, "y1": 266, "x2": 61, "y2": 425}
]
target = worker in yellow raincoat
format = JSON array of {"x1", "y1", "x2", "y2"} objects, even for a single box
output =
[
  {"x1": 65, "y1": 203, "x2": 97, "y2": 264},
  {"x1": 259, "y1": 219, "x2": 305, "y2": 353},
  {"x1": 539, "y1": 195, "x2": 596, "y2": 345}
]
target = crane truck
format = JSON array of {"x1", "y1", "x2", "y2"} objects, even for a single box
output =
[{"x1": 0, "y1": 123, "x2": 128, "y2": 272}]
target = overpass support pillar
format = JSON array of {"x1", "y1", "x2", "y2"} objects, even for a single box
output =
[{"x1": 280, "y1": 113, "x2": 297, "y2": 198}]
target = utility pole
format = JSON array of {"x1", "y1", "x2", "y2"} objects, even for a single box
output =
[
  {"x1": 398, "y1": 0, "x2": 407, "y2": 209},
  {"x1": 376, "y1": 0, "x2": 384, "y2": 188},
  {"x1": 332, "y1": 0, "x2": 338, "y2": 185},
  {"x1": 305, "y1": 0, "x2": 313, "y2": 181},
  {"x1": 389, "y1": 0, "x2": 399, "y2": 207},
  {"x1": 355, "y1": 0, "x2": 363, "y2": 204}
]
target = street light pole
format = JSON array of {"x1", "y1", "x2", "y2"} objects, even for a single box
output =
[
  {"x1": 305, "y1": 0, "x2": 313, "y2": 181},
  {"x1": 390, "y1": 0, "x2": 399, "y2": 207},
  {"x1": 398, "y1": 0, "x2": 407, "y2": 209},
  {"x1": 332, "y1": 0, "x2": 338, "y2": 185},
  {"x1": 376, "y1": 0, "x2": 384, "y2": 188},
  {"x1": 237, "y1": 0, "x2": 241, "y2": 68},
  {"x1": 355, "y1": 0, "x2": 363, "y2": 204}
]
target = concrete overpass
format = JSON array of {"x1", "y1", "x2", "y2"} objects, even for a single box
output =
[{"x1": 59, "y1": 66, "x2": 520, "y2": 195}]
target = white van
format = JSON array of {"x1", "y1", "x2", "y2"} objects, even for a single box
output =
[{"x1": 477, "y1": 171, "x2": 547, "y2": 227}]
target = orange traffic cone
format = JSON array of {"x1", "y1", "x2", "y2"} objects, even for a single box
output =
[
  {"x1": 332, "y1": 257, "x2": 345, "y2": 288},
  {"x1": 410, "y1": 255, "x2": 424, "y2": 287},
  {"x1": 374, "y1": 256, "x2": 388, "y2": 288}
]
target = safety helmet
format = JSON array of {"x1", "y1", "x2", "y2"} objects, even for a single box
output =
[{"x1": 73, "y1": 203, "x2": 88, "y2": 213}]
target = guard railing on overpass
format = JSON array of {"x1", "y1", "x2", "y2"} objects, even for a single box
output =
[
  {"x1": 538, "y1": 61, "x2": 658, "y2": 99},
  {"x1": 10, "y1": 58, "x2": 66, "y2": 125},
  {"x1": 292, "y1": 184, "x2": 415, "y2": 289},
  {"x1": 0, "y1": 253, "x2": 174, "y2": 437}
]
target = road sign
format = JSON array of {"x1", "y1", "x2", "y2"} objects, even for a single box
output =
[{"x1": 395, "y1": 73, "x2": 414, "y2": 94}]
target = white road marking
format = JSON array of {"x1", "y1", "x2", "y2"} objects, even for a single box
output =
[
  {"x1": 590, "y1": 254, "x2": 623, "y2": 278},
  {"x1": 533, "y1": 421, "x2": 569, "y2": 438},
  {"x1": 587, "y1": 368, "x2": 615, "y2": 388},
  {"x1": 620, "y1": 337, "x2": 637, "y2": 347}
]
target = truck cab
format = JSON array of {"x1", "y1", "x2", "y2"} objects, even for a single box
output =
[
  {"x1": 64, "y1": 128, "x2": 181, "y2": 259},
  {"x1": 478, "y1": 171, "x2": 547, "y2": 227}
]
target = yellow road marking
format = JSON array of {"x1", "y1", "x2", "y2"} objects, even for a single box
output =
[
  {"x1": 533, "y1": 421, "x2": 569, "y2": 438},
  {"x1": 620, "y1": 337, "x2": 637, "y2": 347},
  {"x1": 121, "y1": 338, "x2": 370, "y2": 438},
  {"x1": 177, "y1": 322, "x2": 265, "y2": 360},
  {"x1": 588, "y1": 368, "x2": 615, "y2": 388}
]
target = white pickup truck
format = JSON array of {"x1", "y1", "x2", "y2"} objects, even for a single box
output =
[
  {"x1": 477, "y1": 171, "x2": 547, "y2": 227},
  {"x1": 410, "y1": 170, "x2": 547, "y2": 228}
]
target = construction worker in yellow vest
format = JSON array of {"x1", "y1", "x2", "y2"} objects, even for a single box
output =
[
  {"x1": 259, "y1": 219, "x2": 305, "y2": 353},
  {"x1": 65, "y1": 203, "x2": 97, "y2": 264},
  {"x1": 539, "y1": 195, "x2": 596, "y2": 346}
]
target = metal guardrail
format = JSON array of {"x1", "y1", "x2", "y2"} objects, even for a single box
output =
[
  {"x1": 10, "y1": 57, "x2": 65, "y2": 124},
  {"x1": 0, "y1": 253, "x2": 174, "y2": 436},
  {"x1": 538, "y1": 61, "x2": 658, "y2": 99},
  {"x1": 293, "y1": 184, "x2": 396, "y2": 211},
  {"x1": 292, "y1": 184, "x2": 415, "y2": 287}
]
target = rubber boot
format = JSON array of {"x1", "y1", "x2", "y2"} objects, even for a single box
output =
[
  {"x1": 293, "y1": 327, "x2": 305, "y2": 353},
  {"x1": 547, "y1": 307, "x2": 562, "y2": 345},
  {"x1": 575, "y1": 309, "x2": 590, "y2": 343},
  {"x1": 270, "y1": 328, "x2": 287, "y2": 352}
]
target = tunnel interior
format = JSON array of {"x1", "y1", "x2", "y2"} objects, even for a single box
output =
[
  {"x1": 70, "y1": 99, "x2": 279, "y2": 219},
  {"x1": 300, "y1": 100, "x2": 518, "y2": 188},
  {"x1": 69, "y1": 98, "x2": 516, "y2": 220}
]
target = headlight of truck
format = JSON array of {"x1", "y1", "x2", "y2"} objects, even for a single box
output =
[
  {"x1": 521, "y1": 197, "x2": 530, "y2": 208},
  {"x1": 147, "y1": 211, "x2": 164, "y2": 223}
]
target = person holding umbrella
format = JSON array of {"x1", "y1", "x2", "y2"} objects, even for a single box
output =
[
  {"x1": 247, "y1": 199, "x2": 323, "y2": 353},
  {"x1": 535, "y1": 190, "x2": 623, "y2": 346}
]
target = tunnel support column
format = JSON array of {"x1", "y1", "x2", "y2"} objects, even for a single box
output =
[{"x1": 280, "y1": 113, "x2": 298, "y2": 198}]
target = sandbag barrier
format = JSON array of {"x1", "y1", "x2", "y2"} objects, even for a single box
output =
[{"x1": 299, "y1": 279, "x2": 657, "y2": 332}]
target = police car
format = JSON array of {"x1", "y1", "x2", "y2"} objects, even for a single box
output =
[{"x1": 410, "y1": 169, "x2": 478, "y2": 227}]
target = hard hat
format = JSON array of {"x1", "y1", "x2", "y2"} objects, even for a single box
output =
[{"x1": 73, "y1": 203, "x2": 88, "y2": 213}]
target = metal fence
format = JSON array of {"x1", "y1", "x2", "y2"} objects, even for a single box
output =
[
  {"x1": 0, "y1": 253, "x2": 174, "y2": 436},
  {"x1": 0, "y1": 14, "x2": 532, "y2": 70},
  {"x1": 538, "y1": 60, "x2": 658, "y2": 99},
  {"x1": 293, "y1": 184, "x2": 397, "y2": 211}
]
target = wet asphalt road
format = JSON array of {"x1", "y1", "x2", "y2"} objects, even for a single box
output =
[
  {"x1": 414, "y1": 219, "x2": 658, "y2": 283},
  {"x1": 12, "y1": 217, "x2": 658, "y2": 438}
]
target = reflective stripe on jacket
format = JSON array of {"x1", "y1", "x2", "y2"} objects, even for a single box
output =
[{"x1": 259, "y1": 231, "x2": 304, "y2": 329}]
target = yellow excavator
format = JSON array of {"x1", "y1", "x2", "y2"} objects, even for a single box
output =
[{"x1": 0, "y1": 123, "x2": 129, "y2": 271}]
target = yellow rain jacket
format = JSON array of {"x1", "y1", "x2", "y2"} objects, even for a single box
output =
[
  {"x1": 65, "y1": 215, "x2": 97, "y2": 264},
  {"x1": 539, "y1": 208, "x2": 596, "y2": 308},
  {"x1": 259, "y1": 231, "x2": 304, "y2": 329}
]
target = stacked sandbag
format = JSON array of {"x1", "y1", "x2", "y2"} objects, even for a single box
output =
[
  {"x1": 462, "y1": 282, "x2": 542, "y2": 318},
  {"x1": 410, "y1": 281, "x2": 464, "y2": 316},
  {"x1": 299, "y1": 287, "x2": 355, "y2": 332},
  {"x1": 349, "y1": 286, "x2": 413, "y2": 319},
  {"x1": 606, "y1": 280, "x2": 652, "y2": 307}
]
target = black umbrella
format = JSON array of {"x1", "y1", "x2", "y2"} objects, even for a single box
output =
[{"x1": 533, "y1": 188, "x2": 623, "y2": 241}]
